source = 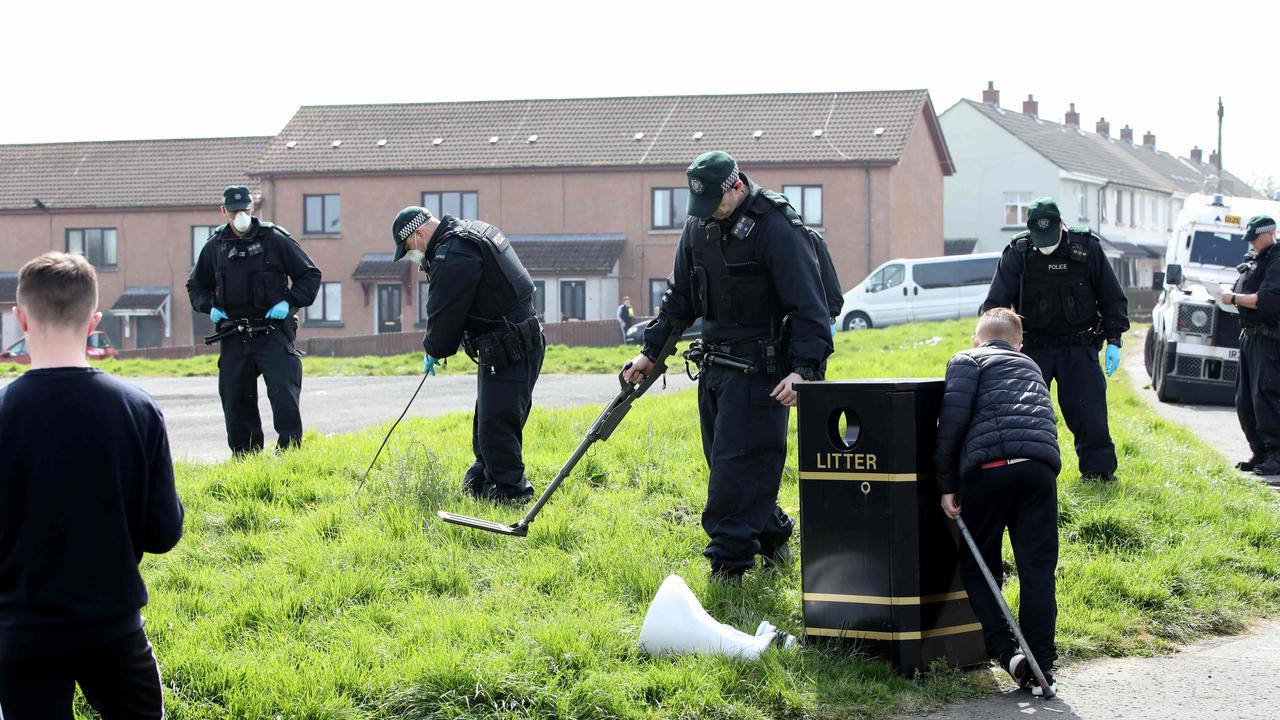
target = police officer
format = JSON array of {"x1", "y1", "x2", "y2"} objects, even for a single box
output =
[
  {"x1": 186, "y1": 186, "x2": 321, "y2": 455},
  {"x1": 1218, "y1": 215, "x2": 1280, "y2": 476},
  {"x1": 622, "y1": 151, "x2": 833, "y2": 583},
  {"x1": 982, "y1": 197, "x2": 1129, "y2": 482},
  {"x1": 392, "y1": 206, "x2": 543, "y2": 504}
]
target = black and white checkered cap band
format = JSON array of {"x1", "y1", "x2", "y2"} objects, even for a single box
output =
[
  {"x1": 1253, "y1": 222, "x2": 1276, "y2": 235},
  {"x1": 398, "y1": 210, "x2": 430, "y2": 241},
  {"x1": 719, "y1": 162, "x2": 740, "y2": 194}
]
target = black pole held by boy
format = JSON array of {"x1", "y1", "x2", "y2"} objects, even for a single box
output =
[
  {"x1": 933, "y1": 307, "x2": 1062, "y2": 696},
  {"x1": 0, "y1": 252, "x2": 184, "y2": 718}
]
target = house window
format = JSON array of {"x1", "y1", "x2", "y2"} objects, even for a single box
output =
[
  {"x1": 1099, "y1": 188, "x2": 1108, "y2": 223},
  {"x1": 532, "y1": 280, "x2": 546, "y2": 321},
  {"x1": 1115, "y1": 190, "x2": 1124, "y2": 225},
  {"x1": 191, "y1": 225, "x2": 218, "y2": 266},
  {"x1": 649, "y1": 277, "x2": 668, "y2": 316},
  {"x1": 304, "y1": 194, "x2": 341, "y2": 234},
  {"x1": 652, "y1": 188, "x2": 690, "y2": 229},
  {"x1": 66, "y1": 228, "x2": 118, "y2": 268},
  {"x1": 1129, "y1": 193, "x2": 1136, "y2": 227},
  {"x1": 1077, "y1": 185, "x2": 1089, "y2": 220},
  {"x1": 305, "y1": 282, "x2": 342, "y2": 323},
  {"x1": 782, "y1": 185, "x2": 823, "y2": 226},
  {"x1": 1139, "y1": 194, "x2": 1146, "y2": 226},
  {"x1": 1003, "y1": 192, "x2": 1032, "y2": 226},
  {"x1": 560, "y1": 280, "x2": 586, "y2": 321},
  {"x1": 418, "y1": 281, "x2": 430, "y2": 324},
  {"x1": 422, "y1": 191, "x2": 478, "y2": 219},
  {"x1": 1150, "y1": 198, "x2": 1159, "y2": 230}
]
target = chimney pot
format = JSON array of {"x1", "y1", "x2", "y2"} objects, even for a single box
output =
[
  {"x1": 1120, "y1": 125, "x2": 1134, "y2": 143},
  {"x1": 1064, "y1": 102, "x2": 1080, "y2": 128},
  {"x1": 1096, "y1": 117, "x2": 1111, "y2": 137},
  {"x1": 982, "y1": 81, "x2": 1000, "y2": 106},
  {"x1": 1022, "y1": 94, "x2": 1039, "y2": 117},
  {"x1": 1142, "y1": 131, "x2": 1156, "y2": 149},
  {"x1": 1209, "y1": 150, "x2": 1220, "y2": 167},
  {"x1": 1190, "y1": 146, "x2": 1203, "y2": 164}
]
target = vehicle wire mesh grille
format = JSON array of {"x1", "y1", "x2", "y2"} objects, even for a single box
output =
[
  {"x1": 1176, "y1": 304, "x2": 1215, "y2": 335},
  {"x1": 1175, "y1": 355, "x2": 1203, "y2": 377},
  {"x1": 1171, "y1": 354, "x2": 1238, "y2": 383},
  {"x1": 1223, "y1": 360, "x2": 1239, "y2": 384}
]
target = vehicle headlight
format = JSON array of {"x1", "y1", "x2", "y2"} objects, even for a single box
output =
[
  {"x1": 1176, "y1": 304, "x2": 1214, "y2": 334},
  {"x1": 1191, "y1": 309, "x2": 1209, "y2": 329}
]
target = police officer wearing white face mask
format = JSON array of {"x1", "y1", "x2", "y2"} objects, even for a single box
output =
[
  {"x1": 186, "y1": 185, "x2": 322, "y2": 455},
  {"x1": 982, "y1": 197, "x2": 1129, "y2": 482}
]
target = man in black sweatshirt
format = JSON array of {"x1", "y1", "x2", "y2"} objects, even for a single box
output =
[
  {"x1": 0, "y1": 252, "x2": 184, "y2": 719},
  {"x1": 934, "y1": 307, "x2": 1062, "y2": 696}
]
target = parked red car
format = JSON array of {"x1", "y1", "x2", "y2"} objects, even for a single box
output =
[{"x1": 0, "y1": 331, "x2": 118, "y2": 363}]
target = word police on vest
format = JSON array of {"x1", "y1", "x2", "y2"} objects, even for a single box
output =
[{"x1": 639, "y1": 575, "x2": 797, "y2": 659}]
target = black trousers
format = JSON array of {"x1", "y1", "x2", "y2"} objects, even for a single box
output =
[
  {"x1": 1237, "y1": 334, "x2": 1280, "y2": 457},
  {"x1": 697, "y1": 364, "x2": 793, "y2": 573},
  {"x1": 958, "y1": 460, "x2": 1059, "y2": 671},
  {"x1": 1026, "y1": 344, "x2": 1116, "y2": 476},
  {"x1": 0, "y1": 627, "x2": 164, "y2": 719},
  {"x1": 465, "y1": 334, "x2": 544, "y2": 498},
  {"x1": 218, "y1": 327, "x2": 303, "y2": 454}
]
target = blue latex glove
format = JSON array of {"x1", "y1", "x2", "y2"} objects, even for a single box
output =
[
  {"x1": 1104, "y1": 343, "x2": 1121, "y2": 377},
  {"x1": 210, "y1": 307, "x2": 228, "y2": 323},
  {"x1": 830, "y1": 320, "x2": 838, "y2": 337},
  {"x1": 423, "y1": 354, "x2": 442, "y2": 376},
  {"x1": 265, "y1": 301, "x2": 291, "y2": 320}
]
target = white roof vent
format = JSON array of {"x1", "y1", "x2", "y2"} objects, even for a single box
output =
[
  {"x1": 527, "y1": 134, "x2": 538, "y2": 144},
  {"x1": 633, "y1": 132, "x2": 645, "y2": 141},
  {"x1": 873, "y1": 127, "x2": 885, "y2": 137},
  {"x1": 432, "y1": 137, "x2": 443, "y2": 146},
  {"x1": 812, "y1": 129, "x2": 824, "y2": 138},
  {"x1": 752, "y1": 130, "x2": 764, "y2": 139},
  {"x1": 330, "y1": 140, "x2": 342, "y2": 148},
  {"x1": 693, "y1": 131, "x2": 704, "y2": 140},
  {"x1": 285, "y1": 141, "x2": 297, "y2": 149},
  {"x1": 375, "y1": 139, "x2": 387, "y2": 147},
  {"x1": 488, "y1": 136, "x2": 500, "y2": 144}
]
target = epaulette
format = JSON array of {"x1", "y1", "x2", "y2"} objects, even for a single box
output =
[
  {"x1": 1012, "y1": 230, "x2": 1031, "y2": 240},
  {"x1": 210, "y1": 224, "x2": 227, "y2": 239},
  {"x1": 1068, "y1": 225, "x2": 1092, "y2": 235},
  {"x1": 757, "y1": 189, "x2": 804, "y2": 227},
  {"x1": 260, "y1": 221, "x2": 292, "y2": 237}
]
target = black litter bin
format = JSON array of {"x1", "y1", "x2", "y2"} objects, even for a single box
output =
[{"x1": 797, "y1": 379, "x2": 987, "y2": 676}]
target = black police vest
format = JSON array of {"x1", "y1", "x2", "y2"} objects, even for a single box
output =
[
  {"x1": 689, "y1": 193, "x2": 785, "y2": 330},
  {"x1": 1018, "y1": 232, "x2": 1098, "y2": 334},
  {"x1": 214, "y1": 223, "x2": 291, "y2": 318},
  {"x1": 429, "y1": 219, "x2": 535, "y2": 323},
  {"x1": 1233, "y1": 243, "x2": 1278, "y2": 327}
]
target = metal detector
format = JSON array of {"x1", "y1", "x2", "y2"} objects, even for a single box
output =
[
  {"x1": 353, "y1": 372, "x2": 430, "y2": 498},
  {"x1": 953, "y1": 515, "x2": 1056, "y2": 699},
  {"x1": 437, "y1": 322, "x2": 688, "y2": 537}
]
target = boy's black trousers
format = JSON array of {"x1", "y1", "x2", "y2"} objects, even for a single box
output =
[
  {"x1": 957, "y1": 459, "x2": 1059, "y2": 671},
  {"x1": 0, "y1": 627, "x2": 164, "y2": 719}
]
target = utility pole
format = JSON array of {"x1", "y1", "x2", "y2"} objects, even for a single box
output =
[{"x1": 1217, "y1": 97, "x2": 1224, "y2": 174}]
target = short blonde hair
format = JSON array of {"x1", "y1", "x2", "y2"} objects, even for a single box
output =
[
  {"x1": 16, "y1": 252, "x2": 98, "y2": 328},
  {"x1": 975, "y1": 307, "x2": 1023, "y2": 345}
]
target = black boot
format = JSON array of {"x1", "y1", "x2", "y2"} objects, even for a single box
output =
[
  {"x1": 1252, "y1": 452, "x2": 1280, "y2": 477},
  {"x1": 1237, "y1": 454, "x2": 1265, "y2": 472}
]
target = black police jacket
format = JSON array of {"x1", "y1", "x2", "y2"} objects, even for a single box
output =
[
  {"x1": 1232, "y1": 242, "x2": 1280, "y2": 328},
  {"x1": 933, "y1": 340, "x2": 1061, "y2": 494},
  {"x1": 420, "y1": 215, "x2": 536, "y2": 359},
  {"x1": 642, "y1": 174, "x2": 833, "y2": 374},
  {"x1": 186, "y1": 219, "x2": 321, "y2": 320},
  {"x1": 982, "y1": 229, "x2": 1129, "y2": 344}
]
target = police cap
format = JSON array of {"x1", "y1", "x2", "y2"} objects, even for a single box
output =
[
  {"x1": 685, "y1": 151, "x2": 740, "y2": 219},
  {"x1": 1026, "y1": 197, "x2": 1062, "y2": 248},
  {"x1": 1244, "y1": 214, "x2": 1276, "y2": 243},
  {"x1": 222, "y1": 185, "x2": 252, "y2": 212},
  {"x1": 392, "y1": 206, "x2": 433, "y2": 260}
]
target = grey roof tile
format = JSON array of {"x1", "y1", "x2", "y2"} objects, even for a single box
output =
[
  {"x1": 110, "y1": 285, "x2": 171, "y2": 311},
  {"x1": 507, "y1": 234, "x2": 626, "y2": 274}
]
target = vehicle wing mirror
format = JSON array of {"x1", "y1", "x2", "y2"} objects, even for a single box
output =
[
  {"x1": 1165, "y1": 264, "x2": 1183, "y2": 286},
  {"x1": 1151, "y1": 271, "x2": 1165, "y2": 291}
]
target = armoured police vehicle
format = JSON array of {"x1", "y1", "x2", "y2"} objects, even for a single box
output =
[{"x1": 1146, "y1": 192, "x2": 1280, "y2": 403}]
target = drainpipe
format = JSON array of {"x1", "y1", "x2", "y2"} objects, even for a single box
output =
[
  {"x1": 865, "y1": 164, "x2": 873, "y2": 274},
  {"x1": 1096, "y1": 182, "x2": 1109, "y2": 235}
]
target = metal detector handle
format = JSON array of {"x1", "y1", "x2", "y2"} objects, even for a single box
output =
[
  {"x1": 953, "y1": 515, "x2": 1056, "y2": 699},
  {"x1": 594, "y1": 321, "x2": 689, "y2": 441}
]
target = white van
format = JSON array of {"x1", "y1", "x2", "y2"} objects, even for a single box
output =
[{"x1": 837, "y1": 252, "x2": 1002, "y2": 330}]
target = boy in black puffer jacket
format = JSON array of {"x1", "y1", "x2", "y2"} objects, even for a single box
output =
[{"x1": 934, "y1": 307, "x2": 1061, "y2": 694}]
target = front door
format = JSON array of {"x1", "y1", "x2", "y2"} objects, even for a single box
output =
[
  {"x1": 377, "y1": 284, "x2": 402, "y2": 334},
  {"x1": 135, "y1": 316, "x2": 163, "y2": 348}
]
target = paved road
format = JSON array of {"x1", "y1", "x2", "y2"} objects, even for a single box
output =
[
  {"x1": 904, "y1": 328, "x2": 1280, "y2": 718},
  {"x1": 0, "y1": 372, "x2": 695, "y2": 463}
]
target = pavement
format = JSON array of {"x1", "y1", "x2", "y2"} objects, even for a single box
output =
[
  {"x1": 905, "y1": 329, "x2": 1280, "y2": 718},
  {"x1": 0, "y1": 371, "x2": 695, "y2": 463}
]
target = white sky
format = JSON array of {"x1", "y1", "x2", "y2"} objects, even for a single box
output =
[{"x1": 4, "y1": 0, "x2": 1278, "y2": 188}]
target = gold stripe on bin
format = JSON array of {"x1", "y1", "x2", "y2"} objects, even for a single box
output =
[
  {"x1": 803, "y1": 590, "x2": 969, "y2": 606},
  {"x1": 798, "y1": 471, "x2": 918, "y2": 483},
  {"x1": 804, "y1": 622, "x2": 983, "y2": 641}
]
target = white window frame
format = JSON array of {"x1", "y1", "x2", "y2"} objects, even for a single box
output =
[
  {"x1": 305, "y1": 282, "x2": 342, "y2": 323},
  {"x1": 1077, "y1": 185, "x2": 1089, "y2": 221},
  {"x1": 782, "y1": 184, "x2": 824, "y2": 226},
  {"x1": 191, "y1": 225, "x2": 217, "y2": 267},
  {"x1": 1003, "y1": 192, "x2": 1033, "y2": 227},
  {"x1": 303, "y1": 194, "x2": 341, "y2": 234}
]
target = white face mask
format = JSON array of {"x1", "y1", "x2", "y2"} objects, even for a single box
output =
[
  {"x1": 405, "y1": 249, "x2": 425, "y2": 264},
  {"x1": 232, "y1": 211, "x2": 253, "y2": 233},
  {"x1": 1037, "y1": 241, "x2": 1060, "y2": 255}
]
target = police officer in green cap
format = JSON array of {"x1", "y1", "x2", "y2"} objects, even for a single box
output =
[
  {"x1": 392, "y1": 205, "x2": 543, "y2": 503},
  {"x1": 186, "y1": 186, "x2": 321, "y2": 455},
  {"x1": 623, "y1": 150, "x2": 834, "y2": 583},
  {"x1": 982, "y1": 197, "x2": 1129, "y2": 481},
  {"x1": 1218, "y1": 214, "x2": 1280, "y2": 476}
]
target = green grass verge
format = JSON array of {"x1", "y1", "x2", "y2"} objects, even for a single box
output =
[{"x1": 114, "y1": 320, "x2": 1278, "y2": 719}]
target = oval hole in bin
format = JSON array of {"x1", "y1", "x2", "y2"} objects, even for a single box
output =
[{"x1": 827, "y1": 408, "x2": 861, "y2": 450}]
